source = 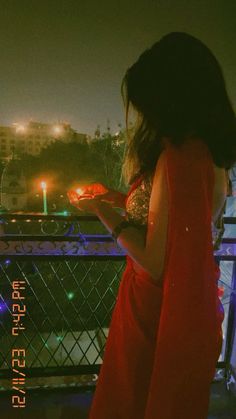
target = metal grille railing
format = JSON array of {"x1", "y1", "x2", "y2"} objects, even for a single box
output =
[
  {"x1": 0, "y1": 214, "x2": 127, "y2": 385},
  {"x1": 0, "y1": 213, "x2": 235, "y2": 392},
  {"x1": 0, "y1": 258, "x2": 125, "y2": 372}
]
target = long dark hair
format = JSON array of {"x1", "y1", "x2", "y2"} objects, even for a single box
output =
[{"x1": 121, "y1": 32, "x2": 236, "y2": 185}]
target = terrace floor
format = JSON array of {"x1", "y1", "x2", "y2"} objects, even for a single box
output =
[{"x1": 0, "y1": 379, "x2": 235, "y2": 419}]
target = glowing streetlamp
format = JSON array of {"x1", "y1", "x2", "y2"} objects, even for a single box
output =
[{"x1": 41, "y1": 181, "x2": 48, "y2": 214}]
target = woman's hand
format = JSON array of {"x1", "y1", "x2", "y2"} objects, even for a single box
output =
[
  {"x1": 67, "y1": 189, "x2": 111, "y2": 213},
  {"x1": 82, "y1": 182, "x2": 109, "y2": 197},
  {"x1": 86, "y1": 183, "x2": 127, "y2": 208},
  {"x1": 69, "y1": 182, "x2": 127, "y2": 208}
]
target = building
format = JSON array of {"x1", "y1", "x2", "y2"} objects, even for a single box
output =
[
  {"x1": 0, "y1": 121, "x2": 89, "y2": 159},
  {"x1": 1, "y1": 157, "x2": 27, "y2": 210}
]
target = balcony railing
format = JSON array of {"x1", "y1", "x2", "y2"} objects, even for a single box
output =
[{"x1": 0, "y1": 213, "x2": 235, "y2": 394}]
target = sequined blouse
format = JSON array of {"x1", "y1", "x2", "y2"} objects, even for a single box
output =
[
  {"x1": 125, "y1": 174, "x2": 225, "y2": 251},
  {"x1": 125, "y1": 175, "x2": 153, "y2": 227}
]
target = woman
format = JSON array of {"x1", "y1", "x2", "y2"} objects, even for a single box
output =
[{"x1": 68, "y1": 32, "x2": 236, "y2": 419}]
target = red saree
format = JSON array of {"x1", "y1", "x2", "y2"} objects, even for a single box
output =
[{"x1": 88, "y1": 139, "x2": 224, "y2": 419}]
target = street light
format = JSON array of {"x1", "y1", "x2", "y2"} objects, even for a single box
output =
[
  {"x1": 52, "y1": 125, "x2": 63, "y2": 136},
  {"x1": 41, "y1": 181, "x2": 48, "y2": 214},
  {"x1": 13, "y1": 123, "x2": 27, "y2": 134}
]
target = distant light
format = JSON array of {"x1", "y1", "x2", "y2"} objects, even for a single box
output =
[
  {"x1": 41, "y1": 181, "x2": 47, "y2": 190},
  {"x1": 11, "y1": 219, "x2": 16, "y2": 223},
  {"x1": 67, "y1": 292, "x2": 74, "y2": 300},
  {"x1": 26, "y1": 219, "x2": 31, "y2": 223},
  {"x1": 63, "y1": 211, "x2": 68, "y2": 216},
  {"x1": 5, "y1": 259, "x2": 11, "y2": 265},
  {"x1": 52, "y1": 125, "x2": 63, "y2": 136},
  {"x1": 14, "y1": 124, "x2": 26, "y2": 134},
  {"x1": 60, "y1": 195, "x2": 64, "y2": 198}
]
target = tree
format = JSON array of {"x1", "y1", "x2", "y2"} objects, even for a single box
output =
[{"x1": 9, "y1": 127, "x2": 129, "y2": 211}]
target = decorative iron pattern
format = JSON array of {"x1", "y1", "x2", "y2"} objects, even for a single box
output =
[{"x1": 0, "y1": 237, "x2": 126, "y2": 257}]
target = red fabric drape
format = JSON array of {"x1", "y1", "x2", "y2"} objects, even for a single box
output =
[
  {"x1": 144, "y1": 138, "x2": 224, "y2": 418},
  {"x1": 89, "y1": 139, "x2": 224, "y2": 419}
]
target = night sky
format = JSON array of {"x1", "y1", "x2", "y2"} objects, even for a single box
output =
[{"x1": 0, "y1": 0, "x2": 235, "y2": 135}]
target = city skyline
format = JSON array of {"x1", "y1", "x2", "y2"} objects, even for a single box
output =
[{"x1": 0, "y1": 0, "x2": 235, "y2": 135}]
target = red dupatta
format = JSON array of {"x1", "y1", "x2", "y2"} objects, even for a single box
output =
[{"x1": 143, "y1": 139, "x2": 224, "y2": 418}]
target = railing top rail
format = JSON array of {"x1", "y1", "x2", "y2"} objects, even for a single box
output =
[
  {"x1": 0, "y1": 234, "x2": 236, "y2": 242},
  {"x1": 0, "y1": 213, "x2": 235, "y2": 222},
  {"x1": 0, "y1": 234, "x2": 114, "y2": 241},
  {"x1": 0, "y1": 212, "x2": 99, "y2": 221}
]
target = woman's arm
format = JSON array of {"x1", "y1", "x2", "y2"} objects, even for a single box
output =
[{"x1": 94, "y1": 151, "x2": 168, "y2": 282}]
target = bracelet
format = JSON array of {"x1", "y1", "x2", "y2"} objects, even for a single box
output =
[{"x1": 111, "y1": 220, "x2": 131, "y2": 241}]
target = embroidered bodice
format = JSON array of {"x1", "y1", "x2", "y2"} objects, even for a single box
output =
[
  {"x1": 125, "y1": 175, "x2": 153, "y2": 227},
  {"x1": 125, "y1": 173, "x2": 225, "y2": 250}
]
